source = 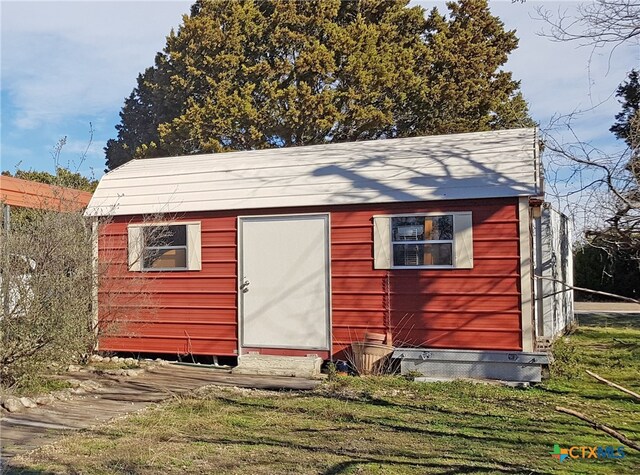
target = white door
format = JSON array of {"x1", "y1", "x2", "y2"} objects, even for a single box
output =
[{"x1": 239, "y1": 214, "x2": 330, "y2": 351}]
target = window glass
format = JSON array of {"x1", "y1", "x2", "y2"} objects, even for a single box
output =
[
  {"x1": 391, "y1": 215, "x2": 454, "y2": 267},
  {"x1": 143, "y1": 248, "x2": 187, "y2": 269},
  {"x1": 426, "y1": 216, "x2": 453, "y2": 240},
  {"x1": 392, "y1": 243, "x2": 452, "y2": 266},
  {"x1": 392, "y1": 216, "x2": 453, "y2": 241},
  {"x1": 142, "y1": 225, "x2": 187, "y2": 270},
  {"x1": 143, "y1": 225, "x2": 186, "y2": 248}
]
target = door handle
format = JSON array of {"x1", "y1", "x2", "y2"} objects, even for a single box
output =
[{"x1": 240, "y1": 279, "x2": 250, "y2": 293}]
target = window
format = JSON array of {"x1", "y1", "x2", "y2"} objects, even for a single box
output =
[
  {"x1": 373, "y1": 212, "x2": 473, "y2": 269},
  {"x1": 127, "y1": 222, "x2": 201, "y2": 272},
  {"x1": 392, "y1": 215, "x2": 453, "y2": 267},
  {"x1": 143, "y1": 225, "x2": 187, "y2": 270}
]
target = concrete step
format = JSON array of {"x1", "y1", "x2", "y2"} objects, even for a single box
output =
[{"x1": 232, "y1": 354, "x2": 323, "y2": 378}]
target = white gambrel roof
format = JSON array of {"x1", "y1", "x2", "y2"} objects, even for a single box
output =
[{"x1": 86, "y1": 128, "x2": 540, "y2": 217}]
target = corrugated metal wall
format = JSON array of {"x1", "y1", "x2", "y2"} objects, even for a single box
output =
[
  {"x1": 98, "y1": 197, "x2": 523, "y2": 356},
  {"x1": 99, "y1": 214, "x2": 238, "y2": 355},
  {"x1": 536, "y1": 206, "x2": 574, "y2": 340},
  {"x1": 331, "y1": 198, "x2": 522, "y2": 356}
]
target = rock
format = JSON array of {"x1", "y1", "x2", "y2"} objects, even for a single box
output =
[
  {"x1": 102, "y1": 357, "x2": 111, "y2": 363},
  {"x1": 54, "y1": 390, "x2": 72, "y2": 401},
  {"x1": 19, "y1": 397, "x2": 38, "y2": 408},
  {"x1": 66, "y1": 378, "x2": 82, "y2": 388},
  {"x1": 71, "y1": 388, "x2": 86, "y2": 394},
  {"x1": 123, "y1": 369, "x2": 144, "y2": 377},
  {"x1": 35, "y1": 395, "x2": 55, "y2": 405},
  {"x1": 67, "y1": 364, "x2": 82, "y2": 372},
  {"x1": 104, "y1": 369, "x2": 126, "y2": 376},
  {"x1": 124, "y1": 357, "x2": 137, "y2": 366},
  {"x1": 3, "y1": 397, "x2": 24, "y2": 413},
  {"x1": 79, "y1": 380, "x2": 102, "y2": 391},
  {"x1": 89, "y1": 355, "x2": 103, "y2": 363}
]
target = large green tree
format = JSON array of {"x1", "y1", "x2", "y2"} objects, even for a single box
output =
[
  {"x1": 602, "y1": 70, "x2": 640, "y2": 260},
  {"x1": 574, "y1": 240, "x2": 640, "y2": 301},
  {"x1": 105, "y1": 0, "x2": 533, "y2": 170}
]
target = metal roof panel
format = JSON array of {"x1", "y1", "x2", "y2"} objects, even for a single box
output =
[{"x1": 86, "y1": 128, "x2": 539, "y2": 216}]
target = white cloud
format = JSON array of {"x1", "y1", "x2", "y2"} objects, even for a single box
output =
[
  {"x1": 415, "y1": 1, "x2": 639, "y2": 149},
  {"x1": 1, "y1": 0, "x2": 191, "y2": 129},
  {"x1": 2, "y1": 0, "x2": 639, "y2": 190},
  {"x1": 4, "y1": 0, "x2": 637, "y2": 136}
]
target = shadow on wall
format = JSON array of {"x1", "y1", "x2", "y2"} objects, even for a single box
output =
[{"x1": 385, "y1": 203, "x2": 524, "y2": 352}]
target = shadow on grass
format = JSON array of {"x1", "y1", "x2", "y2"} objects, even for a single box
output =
[
  {"x1": 2, "y1": 465, "x2": 55, "y2": 475},
  {"x1": 182, "y1": 434, "x2": 543, "y2": 475},
  {"x1": 320, "y1": 459, "x2": 528, "y2": 475},
  {"x1": 208, "y1": 394, "x2": 572, "y2": 450},
  {"x1": 540, "y1": 385, "x2": 640, "y2": 405}
]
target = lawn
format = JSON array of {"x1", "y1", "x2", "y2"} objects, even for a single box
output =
[{"x1": 10, "y1": 314, "x2": 640, "y2": 474}]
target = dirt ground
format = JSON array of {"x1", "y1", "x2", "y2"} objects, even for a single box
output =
[{"x1": 0, "y1": 364, "x2": 319, "y2": 468}]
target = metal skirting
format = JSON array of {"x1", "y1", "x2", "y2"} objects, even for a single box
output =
[{"x1": 393, "y1": 348, "x2": 550, "y2": 383}]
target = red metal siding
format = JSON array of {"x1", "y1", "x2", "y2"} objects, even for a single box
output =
[
  {"x1": 98, "y1": 197, "x2": 523, "y2": 357},
  {"x1": 98, "y1": 214, "x2": 239, "y2": 356},
  {"x1": 329, "y1": 198, "x2": 522, "y2": 356}
]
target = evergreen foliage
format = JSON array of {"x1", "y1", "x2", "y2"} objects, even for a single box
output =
[
  {"x1": 105, "y1": 0, "x2": 533, "y2": 170},
  {"x1": 610, "y1": 69, "x2": 639, "y2": 149}
]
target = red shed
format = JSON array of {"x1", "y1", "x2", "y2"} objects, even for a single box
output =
[{"x1": 87, "y1": 128, "x2": 572, "y2": 381}]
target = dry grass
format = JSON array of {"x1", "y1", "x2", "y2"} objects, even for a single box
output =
[{"x1": 8, "y1": 314, "x2": 640, "y2": 475}]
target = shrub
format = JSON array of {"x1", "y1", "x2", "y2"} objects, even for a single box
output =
[
  {"x1": 550, "y1": 337, "x2": 580, "y2": 379},
  {"x1": 0, "y1": 206, "x2": 97, "y2": 387}
]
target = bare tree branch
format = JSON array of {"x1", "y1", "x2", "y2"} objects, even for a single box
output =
[
  {"x1": 536, "y1": 1, "x2": 640, "y2": 49},
  {"x1": 585, "y1": 370, "x2": 640, "y2": 400},
  {"x1": 535, "y1": 275, "x2": 640, "y2": 304},
  {"x1": 556, "y1": 406, "x2": 640, "y2": 451}
]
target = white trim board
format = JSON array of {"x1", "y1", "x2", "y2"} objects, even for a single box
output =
[{"x1": 518, "y1": 197, "x2": 534, "y2": 352}]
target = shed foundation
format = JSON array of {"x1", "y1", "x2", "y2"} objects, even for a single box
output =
[
  {"x1": 393, "y1": 348, "x2": 550, "y2": 383},
  {"x1": 232, "y1": 354, "x2": 323, "y2": 378}
]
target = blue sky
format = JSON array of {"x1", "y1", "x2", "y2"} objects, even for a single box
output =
[{"x1": 1, "y1": 0, "x2": 638, "y2": 186}]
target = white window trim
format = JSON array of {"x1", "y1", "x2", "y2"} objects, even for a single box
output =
[
  {"x1": 128, "y1": 221, "x2": 201, "y2": 272},
  {"x1": 373, "y1": 212, "x2": 473, "y2": 270}
]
